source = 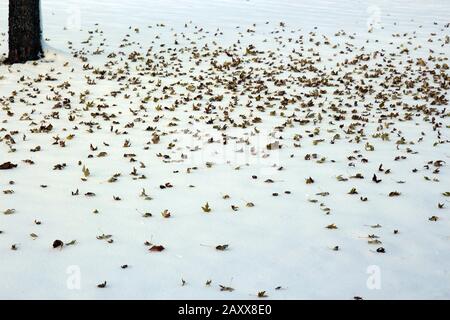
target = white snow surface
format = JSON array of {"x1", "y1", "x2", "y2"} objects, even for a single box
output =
[{"x1": 0, "y1": 0, "x2": 449, "y2": 299}]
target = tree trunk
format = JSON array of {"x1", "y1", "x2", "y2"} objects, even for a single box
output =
[{"x1": 7, "y1": 0, "x2": 43, "y2": 64}]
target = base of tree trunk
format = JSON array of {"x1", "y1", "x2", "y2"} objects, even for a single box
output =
[{"x1": 5, "y1": 48, "x2": 43, "y2": 65}]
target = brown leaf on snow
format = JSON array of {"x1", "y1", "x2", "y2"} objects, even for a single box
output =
[
  {"x1": 215, "y1": 244, "x2": 229, "y2": 251},
  {"x1": 219, "y1": 285, "x2": 234, "y2": 292},
  {"x1": 161, "y1": 209, "x2": 171, "y2": 218},
  {"x1": 3, "y1": 208, "x2": 16, "y2": 215},
  {"x1": 82, "y1": 165, "x2": 90, "y2": 178},
  {"x1": 149, "y1": 245, "x2": 165, "y2": 252},
  {"x1": 0, "y1": 162, "x2": 17, "y2": 170},
  {"x1": 52, "y1": 240, "x2": 64, "y2": 249},
  {"x1": 258, "y1": 291, "x2": 268, "y2": 298},
  {"x1": 305, "y1": 177, "x2": 315, "y2": 184}
]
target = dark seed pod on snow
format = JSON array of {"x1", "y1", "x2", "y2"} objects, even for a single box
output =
[{"x1": 53, "y1": 240, "x2": 64, "y2": 249}]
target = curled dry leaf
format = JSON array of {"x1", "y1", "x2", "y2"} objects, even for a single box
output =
[
  {"x1": 161, "y1": 209, "x2": 171, "y2": 218},
  {"x1": 3, "y1": 208, "x2": 16, "y2": 215},
  {"x1": 96, "y1": 234, "x2": 112, "y2": 240},
  {"x1": 0, "y1": 162, "x2": 18, "y2": 170},
  {"x1": 219, "y1": 285, "x2": 234, "y2": 292},
  {"x1": 372, "y1": 174, "x2": 382, "y2": 183},
  {"x1": 82, "y1": 165, "x2": 90, "y2": 177},
  {"x1": 258, "y1": 291, "x2": 268, "y2": 298},
  {"x1": 266, "y1": 141, "x2": 280, "y2": 150},
  {"x1": 149, "y1": 245, "x2": 165, "y2": 252},
  {"x1": 215, "y1": 244, "x2": 229, "y2": 251},
  {"x1": 53, "y1": 240, "x2": 64, "y2": 249}
]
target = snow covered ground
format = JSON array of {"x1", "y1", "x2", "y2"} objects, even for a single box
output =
[{"x1": 0, "y1": 0, "x2": 449, "y2": 299}]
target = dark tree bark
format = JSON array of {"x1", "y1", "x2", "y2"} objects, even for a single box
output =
[{"x1": 7, "y1": 0, "x2": 43, "y2": 64}]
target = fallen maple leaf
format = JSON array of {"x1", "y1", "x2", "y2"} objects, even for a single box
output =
[{"x1": 201, "y1": 202, "x2": 211, "y2": 213}]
